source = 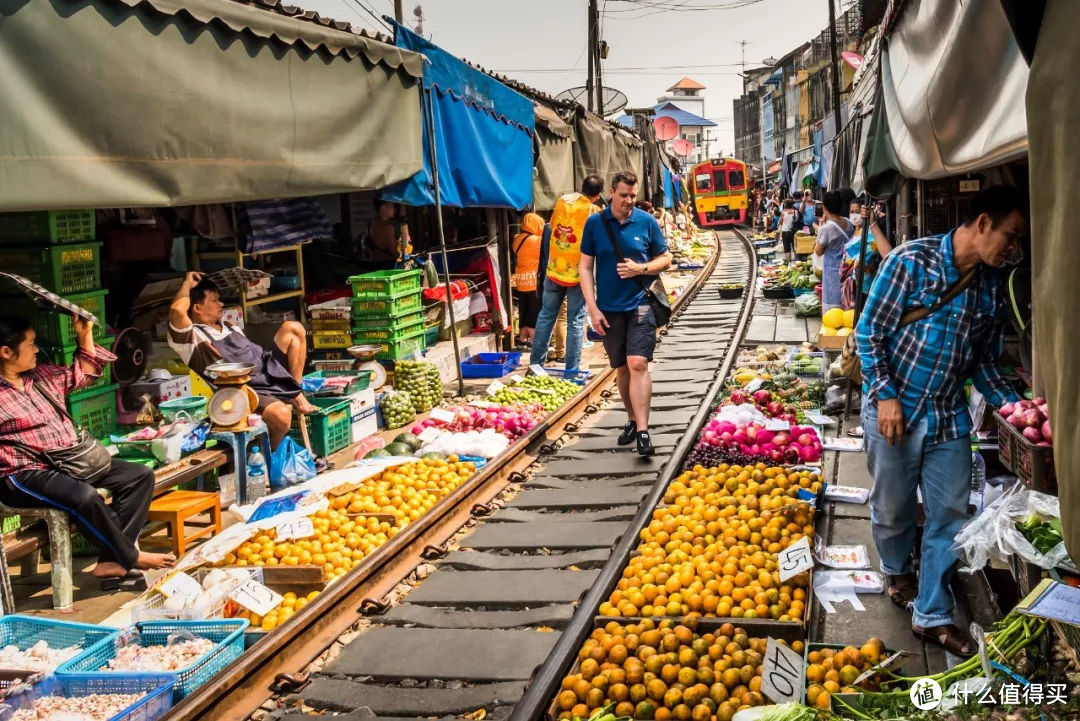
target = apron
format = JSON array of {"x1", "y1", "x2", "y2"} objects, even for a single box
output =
[{"x1": 195, "y1": 323, "x2": 302, "y2": 400}]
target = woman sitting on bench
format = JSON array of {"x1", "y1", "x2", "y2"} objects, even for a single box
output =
[{"x1": 0, "y1": 315, "x2": 175, "y2": 579}]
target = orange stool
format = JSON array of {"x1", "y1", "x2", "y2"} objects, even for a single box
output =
[{"x1": 146, "y1": 491, "x2": 222, "y2": 556}]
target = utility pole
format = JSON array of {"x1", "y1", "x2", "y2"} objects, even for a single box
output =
[
  {"x1": 394, "y1": 0, "x2": 403, "y2": 22},
  {"x1": 827, "y1": 0, "x2": 844, "y2": 137},
  {"x1": 586, "y1": 0, "x2": 598, "y2": 113}
]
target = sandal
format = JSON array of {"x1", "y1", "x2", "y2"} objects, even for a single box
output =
[
  {"x1": 886, "y1": 572, "x2": 917, "y2": 611},
  {"x1": 912, "y1": 623, "x2": 975, "y2": 657}
]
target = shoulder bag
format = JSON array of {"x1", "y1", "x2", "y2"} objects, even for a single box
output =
[
  {"x1": 840, "y1": 267, "x2": 977, "y2": 384},
  {"x1": 600, "y1": 215, "x2": 672, "y2": 327},
  {"x1": 5, "y1": 383, "x2": 113, "y2": 482}
]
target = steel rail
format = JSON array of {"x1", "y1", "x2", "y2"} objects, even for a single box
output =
[
  {"x1": 164, "y1": 233, "x2": 724, "y2": 721},
  {"x1": 509, "y1": 228, "x2": 757, "y2": 721}
]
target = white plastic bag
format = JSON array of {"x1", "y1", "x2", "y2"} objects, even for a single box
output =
[{"x1": 952, "y1": 483, "x2": 1068, "y2": 571}]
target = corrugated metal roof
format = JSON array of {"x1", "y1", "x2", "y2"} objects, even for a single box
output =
[{"x1": 118, "y1": 0, "x2": 423, "y2": 76}]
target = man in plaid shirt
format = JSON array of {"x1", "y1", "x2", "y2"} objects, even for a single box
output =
[{"x1": 856, "y1": 186, "x2": 1026, "y2": 656}]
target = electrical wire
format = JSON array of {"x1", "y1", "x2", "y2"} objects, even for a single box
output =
[{"x1": 349, "y1": 0, "x2": 392, "y2": 31}]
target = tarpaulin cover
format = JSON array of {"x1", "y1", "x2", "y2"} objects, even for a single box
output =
[
  {"x1": 382, "y1": 24, "x2": 534, "y2": 210},
  {"x1": 533, "y1": 106, "x2": 575, "y2": 211},
  {"x1": 0, "y1": 0, "x2": 425, "y2": 211},
  {"x1": 661, "y1": 167, "x2": 675, "y2": 209},
  {"x1": 573, "y1": 111, "x2": 642, "y2": 189},
  {"x1": 1027, "y1": 0, "x2": 1080, "y2": 560},
  {"x1": 881, "y1": 0, "x2": 1028, "y2": 179}
]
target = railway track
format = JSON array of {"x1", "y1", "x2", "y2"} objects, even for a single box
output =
[{"x1": 168, "y1": 228, "x2": 757, "y2": 721}]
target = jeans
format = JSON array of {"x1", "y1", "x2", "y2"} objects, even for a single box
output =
[
  {"x1": 530, "y1": 277, "x2": 587, "y2": 371},
  {"x1": 862, "y1": 401, "x2": 971, "y2": 628}
]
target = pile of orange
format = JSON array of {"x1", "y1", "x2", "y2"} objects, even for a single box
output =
[
  {"x1": 599, "y1": 465, "x2": 816, "y2": 622},
  {"x1": 330, "y1": 457, "x2": 476, "y2": 523},
  {"x1": 226, "y1": 590, "x2": 321, "y2": 632},
  {"x1": 804, "y1": 639, "x2": 887, "y2": 710},
  {"x1": 554, "y1": 619, "x2": 803, "y2": 721}
]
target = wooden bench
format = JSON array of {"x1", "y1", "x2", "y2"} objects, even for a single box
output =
[{"x1": 0, "y1": 449, "x2": 228, "y2": 611}]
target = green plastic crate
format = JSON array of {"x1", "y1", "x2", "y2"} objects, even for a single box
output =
[
  {"x1": 67, "y1": 383, "x2": 118, "y2": 440},
  {"x1": 10, "y1": 289, "x2": 107, "y2": 348},
  {"x1": 40, "y1": 346, "x2": 112, "y2": 394},
  {"x1": 0, "y1": 210, "x2": 95, "y2": 245},
  {"x1": 351, "y1": 291, "x2": 422, "y2": 318},
  {"x1": 374, "y1": 327, "x2": 427, "y2": 361},
  {"x1": 352, "y1": 310, "x2": 423, "y2": 330},
  {"x1": 0, "y1": 242, "x2": 102, "y2": 293},
  {"x1": 348, "y1": 269, "x2": 422, "y2": 300},
  {"x1": 289, "y1": 397, "x2": 351, "y2": 458},
  {"x1": 2, "y1": 515, "x2": 21, "y2": 534},
  {"x1": 352, "y1": 318, "x2": 425, "y2": 343}
]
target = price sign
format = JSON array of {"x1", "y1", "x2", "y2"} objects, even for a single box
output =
[
  {"x1": 761, "y1": 638, "x2": 805, "y2": 704},
  {"x1": 275, "y1": 517, "x2": 315, "y2": 542},
  {"x1": 469, "y1": 400, "x2": 495, "y2": 409},
  {"x1": 744, "y1": 378, "x2": 765, "y2": 393},
  {"x1": 429, "y1": 407, "x2": 455, "y2": 423},
  {"x1": 418, "y1": 427, "x2": 440, "y2": 443},
  {"x1": 778, "y1": 535, "x2": 814, "y2": 582},
  {"x1": 486, "y1": 380, "x2": 504, "y2": 395},
  {"x1": 532, "y1": 388, "x2": 556, "y2": 395},
  {"x1": 509, "y1": 375, "x2": 524, "y2": 384},
  {"x1": 411, "y1": 349, "x2": 424, "y2": 361},
  {"x1": 529, "y1": 364, "x2": 549, "y2": 377},
  {"x1": 159, "y1": 571, "x2": 203, "y2": 601},
  {"x1": 764, "y1": 419, "x2": 790, "y2": 431},
  {"x1": 229, "y1": 579, "x2": 283, "y2": 617}
]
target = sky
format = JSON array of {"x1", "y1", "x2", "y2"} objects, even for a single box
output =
[{"x1": 291, "y1": 0, "x2": 841, "y2": 153}]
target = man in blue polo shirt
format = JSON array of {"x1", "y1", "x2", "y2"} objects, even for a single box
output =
[{"x1": 579, "y1": 171, "x2": 673, "y2": 456}]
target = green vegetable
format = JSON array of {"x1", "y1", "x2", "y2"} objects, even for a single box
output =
[
  {"x1": 393, "y1": 432, "x2": 422, "y2": 452},
  {"x1": 1015, "y1": 514, "x2": 1063, "y2": 554}
]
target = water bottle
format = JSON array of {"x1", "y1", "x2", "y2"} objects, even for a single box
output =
[
  {"x1": 969, "y1": 449, "x2": 986, "y2": 512},
  {"x1": 247, "y1": 447, "x2": 267, "y2": 500}
]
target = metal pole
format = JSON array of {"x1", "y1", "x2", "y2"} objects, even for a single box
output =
[
  {"x1": 827, "y1": 0, "x2": 844, "y2": 141},
  {"x1": 594, "y1": 0, "x2": 604, "y2": 115},
  {"x1": 394, "y1": 0, "x2": 403, "y2": 22},
  {"x1": 586, "y1": 0, "x2": 596, "y2": 112},
  {"x1": 425, "y1": 86, "x2": 465, "y2": 396},
  {"x1": 842, "y1": 207, "x2": 872, "y2": 420}
]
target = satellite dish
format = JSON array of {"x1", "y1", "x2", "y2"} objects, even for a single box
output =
[
  {"x1": 841, "y1": 51, "x2": 863, "y2": 70},
  {"x1": 673, "y1": 138, "x2": 694, "y2": 157},
  {"x1": 653, "y1": 116, "x2": 680, "y2": 141},
  {"x1": 554, "y1": 86, "x2": 629, "y2": 116}
]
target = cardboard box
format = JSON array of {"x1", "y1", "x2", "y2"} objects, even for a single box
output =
[
  {"x1": 816, "y1": 329, "x2": 848, "y2": 351},
  {"x1": 351, "y1": 406, "x2": 378, "y2": 443}
]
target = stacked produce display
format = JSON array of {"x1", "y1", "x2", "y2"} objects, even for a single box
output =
[
  {"x1": 348, "y1": 269, "x2": 426, "y2": 361},
  {"x1": 393, "y1": 359, "x2": 443, "y2": 413}
]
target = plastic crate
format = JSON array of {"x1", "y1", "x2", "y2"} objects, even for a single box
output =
[
  {"x1": 352, "y1": 310, "x2": 423, "y2": 331},
  {"x1": 2, "y1": 515, "x2": 20, "y2": 534},
  {"x1": 352, "y1": 317, "x2": 425, "y2": 343},
  {"x1": 2, "y1": 673, "x2": 176, "y2": 721},
  {"x1": 289, "y1": 397, "x2": 352, "y2": 458},
  {"x1": 0, "y1": 210, "x2": 96, "y2": 245},
  {"x1": 352, "y1": 292, "x2": 422, "y2": 318},
  {"x1": 540, "y1": 368, "x2": 591, "y2": 385},
  {"x1": 56, "y1": 619, "x2": 248, "y2": 701},
  {"x1": 763, "y1": 285, "x2": 794, "y2": 299},
  {"x1": 67, "y1": 383, "x2": 118, "y2": 440},
  {"x1": 348, "y1": 269, "x2": 422, "y2": 299},
  {"x1": 995, "y1": 413, "x2": 1056, "y2": 493},
  {"x1": 424, "y1": 322, "x2": 440, "y2": 347},
  {"x1": 460, "y1": 352, "x2": 522, "y2": 379},
  {"x1": 311, "y1": 330, "x2": 352, "y2": 350},
  {"x1": 0, "y1": 242, "x2": 102, "y2": 294},
  {"x1": 0, "y1": 616, "x2": 115, "y2": 664},
  {"x1": 374, "y1": 327, "x2": 427, "y2": 361},
  {"x1": 303, "y1": 370, "x2": 371, "y2": 396},
  {"x1": 311, "y1": 317, "x2": 351, "y2": 332},
  {"x1": 9, "y1": 288, "x2": 107, "y2": 348},
  {"x1": 308, "y1": 306, "x2": 351, "y2": 322},
  {"x1": 40, "y1": 346, "x2": 112, "y2": 394},
  {"x1": 717, "y1": 286, "x2": 744, "y2": 299}
]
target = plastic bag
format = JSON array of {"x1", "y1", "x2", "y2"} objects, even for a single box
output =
[
  {"x1": 181, "y1": 421, "x2": 210, "y2": 454},
  {"x1": 269, "y1": 436, "x2": 317, "y2": 487},
  {"x1": 952, "y1": 483, "x2": 1069, "y2": 571},
  {"x1": 794, "y1": 292, "x2": 821, "y2": 317},
  {"x1": 380, "y1": 390, "x2": 416, "y2": 430}
]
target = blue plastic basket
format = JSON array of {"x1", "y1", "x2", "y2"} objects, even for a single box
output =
[
  {"x1": 55, "y1": 619, "x2": 248, "y2": 700},
  {"x1": 460, "y1": 352, "x2": 522, "y2": 378},
  {"x1": 0, "y1": 615, "x2": 115, "y2": 662},
  {"x1": 792, "y1": 287, "x2": 815, "y2": 296},
  {"x1": 1, "y1": 673, "x2": 176, "y2": 721},
  {"x1": 539, "y1": 368, "x2": 591, "y2": 385}
]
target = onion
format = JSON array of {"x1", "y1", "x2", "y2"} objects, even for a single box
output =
[
  {"x1": 1041, "y1": 420, "x2": 1052, "y2": 443},
  {"x1": 1008, "y1": 412, "x2": 1028, "y2": 429},
  {"x1": 1017, "y1": 400, "x2": 1035, "y2": 410},
  {"x1": 1033, "y1": 396, "x2": 1046, "y2": 406},
  {"x1": 1021, "y1": 409, "x2": 1043, "y2": 428},
  {"x1": 999, "y1": 402, "x2": 1015, "y2": 417},
  {"x1": 1022, "y1": 426, "x2": 1042, "y2": 443}
]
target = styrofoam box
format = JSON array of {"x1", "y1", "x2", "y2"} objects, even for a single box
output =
[
  {"x1": 351, "y1": 405, "x2": 378, "y2": 443},
  {"x1": 128, "y1": 375, "x2": 192, "y2": 403}
]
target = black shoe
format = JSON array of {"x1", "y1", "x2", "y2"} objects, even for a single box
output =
[
  {"x1": 637, "y1": 431, "x2": 655, "y2": 457},
  {"x1": 617, "y1": 420, "x2": 638, "y2": 446}
]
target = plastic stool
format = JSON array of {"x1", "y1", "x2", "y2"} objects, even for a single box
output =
[
  {"x1": 0, "y1": 504, "x2": 72, "y2": 611},
  {"x1": 146, "y1": 491, "x2": 222, "y2": 555},
  {"x1": 209, "y1": 425, "x2": 272, "y2": 506}
]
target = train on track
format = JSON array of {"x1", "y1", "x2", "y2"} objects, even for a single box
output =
[{"x1": 687, "y1": 157, "x2": 750, "y2": 228}]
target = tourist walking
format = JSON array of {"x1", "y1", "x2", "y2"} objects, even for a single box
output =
[
  {"x1": 579, "y1": 171, "x2": 672, "y2": 457},
  {"x1": 814, "y1": 190, "x2": 855, "y2": 313}
]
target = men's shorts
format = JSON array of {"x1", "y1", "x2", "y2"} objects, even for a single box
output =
[
  {"x1": 601, "y1": 305, "x2": 657, "y2": 369},
  {"x1": 781, "y1": 230, "x2": 796, "y2": 253}
]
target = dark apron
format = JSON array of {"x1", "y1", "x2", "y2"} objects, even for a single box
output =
[{"x1": 196, "y1": 324, "x2": 302, "y2": 400}]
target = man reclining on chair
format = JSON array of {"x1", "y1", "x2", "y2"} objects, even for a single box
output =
[{"x1": 168, "y1": 272, "x2": 315, "y2": 449}]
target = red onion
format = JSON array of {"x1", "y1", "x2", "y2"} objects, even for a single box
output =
[
  {"x1": 1033, "y1": 396, "x2": 1046, "y2": 406},
  {"x1": 1021, "y1": 409, "x2": 1043, "y2": 428},
  {"x1": 999, "y1": 402, "x2": 1015, "y2": 417},
  {"x1": 1022, "y1": 426, "x2": 1042, "y2": 443},
  {"x1": 1041, "y1": 420, "x2": 1053, "y2": 443}
]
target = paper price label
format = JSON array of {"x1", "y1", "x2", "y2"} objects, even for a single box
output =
[
  {"x1": 532, "y1": 388, "x2": 556, "y2": 395},
  {"x1": 486, "y1": 380, "x2": 504, "y2": 395},
  {"x1": 230, "y1": 580, "x2": 283, "y2": 617},
  {"x1": 159, "y1": 571, "x2": 203, "y2": 601},
  {"x1": 469, "y1": 400, "x2": 495, "y2": 409},
  {"x1": 778, "y1": 535, "x2": 814, "y2": 582},
  {"x1": 274, "y1": 517, "x2": 315, "y2": 542},
  {"x1": 764, "y1": 419, "x2": 791, "y2": 431},
  {"x1": 761, "y1": 638, "x2": 805, "y2": 704},
  {"x1": 418, "y1": 427, "x2": 440, "y2": 442},
  {"x1": 411, "y1": 349, "x2": 424, "y2": 361},
  {"x1": 509, "y1": 375, "x2": 524, "y2": 384},
  {"x1": 529, "y1": 364, "x2": 549, "y2": 377},
  {"x1": 429, "y1": 407, "x2": 455, "y2": 423},
  {"x1": 744, "y1": 378, "x2": 765, "y2": 393}
]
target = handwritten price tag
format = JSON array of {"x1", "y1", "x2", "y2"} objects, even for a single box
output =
[
  {"x1": 429, "y1": 408, "x2": 455, "y2": 423},
  {"x1": 778, "y1": 535, "x2": 814, "y2": 582},
  {"x1": 469, "y1": 400, "x2": 495, "y2": 409},
  {"x1": 486, "y1": 380, "x2": 504, "y2": 395},
  {"x1": 764, "y1": 419, "x2": 791, "y2": 431},
  {"x1": 274, "y1": 517, "x2": 315, "y2": 542},
  {"x1": 529, "y1": 364, "x2": 548, "y2": 377},
  {"x1": 761, "y1": 638, "x2": 805, "y2": 704},
  {"x1": 230, "y1": 579, "x2": 283, "y2": 617},
  {"x1": 418, "y1": 427, "x2": 440, "y2": 443},
  {"x1": 509, "y1": 375, "x2": 524, "y2": 384},
  {"x1": 159, "y1": 571, "x2": 203, "y2": 601},
  {"x1": 744, "y1": 378, "x2": 765, "y2": 393}
]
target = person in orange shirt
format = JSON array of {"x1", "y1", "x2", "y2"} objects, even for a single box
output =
[
  {"x1": 530, "y1": 175, "x2": 604, "y2": 371},
  {"x1": 511, "y1": 212, "x2": 544, "y2": 345}
]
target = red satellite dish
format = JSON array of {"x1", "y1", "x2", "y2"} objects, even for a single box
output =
[
  {"x1": 673, "y1": 138, "x2": 694, "y2": 157},
  {"x1": 841, "y1": 51, "x2": 863, "y2": 70},
  {"x1": 653, "y1": 116, "x2": 680, "y2": 141}
]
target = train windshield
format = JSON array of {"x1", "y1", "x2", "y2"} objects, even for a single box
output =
[{"x1": 728, "y1": 168, "x2": 746, "y2": 189}]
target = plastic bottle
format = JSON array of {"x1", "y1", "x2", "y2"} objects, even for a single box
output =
[
  {"x1": 969, "y1": 449, "x2": 986, "y2": 511},
  {"x1": 247, "y1": 447, "x2": 268, "y2": 499}
]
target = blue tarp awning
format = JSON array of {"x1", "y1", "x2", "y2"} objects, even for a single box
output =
[
  {"x1": 382, "y1": 25, "x2": 535, "y2": 209},
  {"x1": 662, "y1": 166, "x2": 675, "y2": 208},
  {"x1": 616, "y1": 103, "x2": 717, "y2": 131}
]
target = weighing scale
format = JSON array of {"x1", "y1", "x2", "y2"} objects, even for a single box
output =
[
  {"x1": 348, "y1": 345, "x2": 387, "y2": 390},
  {"x1": 205, "y1": 362, "x2": 259, "y2": 432}
]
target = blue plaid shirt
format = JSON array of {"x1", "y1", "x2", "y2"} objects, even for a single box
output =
[{"x1": 855, "y1": 230, "x2": 1018, "y2": 444}]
